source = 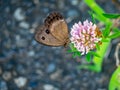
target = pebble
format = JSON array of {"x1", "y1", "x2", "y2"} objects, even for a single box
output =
[
  {"x1": 15, "y1": 35, "x2": 28, "y2": 47},
  {"x1": 97, "y1": 89, "x2": 106, "y2": 90},
  {"x1": 71, "y1": 0, "x2": 79, "y2": 5},
  {"x1": 19, "y1": 21, "x2": 30, "y2": 29},
  {"x1": 16, "y1": 64, "x2": 26, "y2": 74},
  {"x1": 29, "y1": 28, "x2": 35, "y2": 34},
  {"x1": 0, "y1": 80, "x2": 8, "y2": 90},
  {"x1": 67, "y1": 10, "x2": 79, "y2": 18},
  {"x1": 0, "y1": 67, "x2": 2, "y2": 75},
  {"x1": 78, "y1": 1, "x2": 87, "y2": 12},
  {"x1": 43, "y1": 84, "x2": 58, "y2": 90},
  {"x1": 57, "y1": 0, "x2": 65, "y2": 9},
  {"x1": 2, "y1": 71, "x2": 12, "y2": 81},
  {"x1": 50, "y1": 70, "x2": 62, "y2": 80},
  {"x1": 14, "y1": 77, "x2": 27, "y2": 88},
  {"x1": 1, "y1": 0, "x2": 118, "y2": 90},
  {"x1": 46, "y1": 63, "x2": 56, "y2": 73},
  {"x1": 28, "y1": 50, "x2": 35, "y2": 57},
  {"x1": 12, "y1": 70, "x2": 17, "y2": 76},
  {"x1": 14, "y1": 8, "x2": 25, "y2": 21},
  {"x1": 28, "y1": 81, "x2": 39, "y2": 88},
  {"x1": 36, "y1": 69, "x2": 44, "y2": 76}
]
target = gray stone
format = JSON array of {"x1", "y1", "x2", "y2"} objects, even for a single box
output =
[
  {"x1": 43, "y1": 84, "x2": 59, "y2": 90},
  {"x1": 0, "y1": 67, "x2": 2, "y2": 75},
  {"x1": 14, "y1": 77, "x2": 27, "y2": 88},
  {"x1": 15, "y1": 35, "x2": 28, "y2": 47},
  {"x1": 2, "y1": 71, "x2": 12, "y2": 81},
  {"x1": 0, "y1": 80, "x2": 8, "y2": 90},
  {"x1": 46, "y1": 63, "x2": 56, "y2": 73},
  {"x1": 71, "y1": 0, "x2": 79, "y2": 5},
  {"x1": 28, "y1": 50, "x2": 35, "y2": 57},
  {"x1": 19, "y1": 21, "x2": 30, "y2": 29},
  {"x1": 67, "y1": 10, "x2": 79, "y2": 18},
  {"x1": 50, "y1": 69, "x2": 62, "y2": 80},
  {"x1": 14, "y1": 8, "x2": 25, "y2": 21}
]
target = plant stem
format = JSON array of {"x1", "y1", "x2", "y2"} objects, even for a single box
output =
[{"x1": 80, "y1": 0, "x2": 112, "y2": 72}]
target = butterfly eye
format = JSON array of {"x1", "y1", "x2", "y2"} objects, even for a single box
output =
[
  {"x1": 45, "y1": 29, "x2": 50, "y2": 34},
  {"x1": 41, "y1": 36, "x2": 45, "y2": 40}
]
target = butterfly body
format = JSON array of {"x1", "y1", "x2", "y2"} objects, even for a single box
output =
[{"x1": 35, "y1": 12, "x2": 70, "y2": 47}]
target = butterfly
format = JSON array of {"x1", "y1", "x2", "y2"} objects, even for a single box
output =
[{"x1": 34, "y1": 12, "x2": 70, "y2": 47}]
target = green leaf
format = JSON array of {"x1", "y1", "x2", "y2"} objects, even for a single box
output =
[
  {"x1": 103, "y1": 13, "x2": 120, "y2": 19},
  {"x1": 102, "y1": 23, "x2": 112, "y2": 37},
  {"x1": 113, "y1": 28, "x2": 120, "y2": 32},
  {"x1": 72, "y1": 53, "x2": 76, "y2": 58},
  {"x1": 67, "y1": 49, "x2": 73, "y2": 53},
  {"x1": 108, "y1": 32, "x2": 120, "y2": 39},
  {"x1": 95, "y1": 43, "x2": 100, "y2": 50},
  {"x1": 69, "y1": 43, "x2": 78, "y2": 52},
  {"x1": 86, "y1": 53, "x2": 91, "y2": 62},
  {"x1": 109, "y1": 66, "x2": 120, "y2": 90},
  {"x1": 89, "y1": 51, "x2": 100, "y2": 58},
  {"x1": 101, "y1": 38, "x2": 110, "y2": 42},
  {"x1": 76, "y1": 52, "x2": 81, "y2": 56},
  {"x1": 72, "y1": 52, "x2": 81, "y2": 58},
  {"x1": 88, "y1": 11, "x2": 96, "y2": 24},
  {"x1": 68, "y1": 43, "x2": 81, "y2": 58},
  {"x1": 68, "y1": 44, "x2": 76, "y2": 52}
]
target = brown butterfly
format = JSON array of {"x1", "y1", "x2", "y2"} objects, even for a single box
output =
[{"x1": 35, "y1": 12, "x2": 70, "y2": 47}]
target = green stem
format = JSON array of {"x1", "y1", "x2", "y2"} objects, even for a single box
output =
[
  {"x1": 80, "y1": 0, "x2": 112, "y2": 72},
  {"x1": 84, "y1": 0, "x2": 109, "y2": 23}
]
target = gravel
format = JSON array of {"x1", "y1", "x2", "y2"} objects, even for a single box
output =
[{"x1": 0, "y1": 0, "x2": 120, "y2": 90}]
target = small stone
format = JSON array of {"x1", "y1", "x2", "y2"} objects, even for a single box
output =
[
  {"x1": 0, "y1": 67, "x2": 2, "y2": 75},
  {"x1": 14, "y1": 8, "x2": 25, "y2": 21},
  {"x1": 50, "y1": 70, "x2": 62, "y2": 80},
  {"x1": 29, "y1": 81, "x2": 39, "y2": 88},
  {"x1": 78, "y1": 1, "x2": 87, "y2": 12},
  {"x1": 2, "y1": 71, "x2": 12, "y2": 81},
  {"x1": 46, "y1": 63, "x2": 56, "y2": 73},
  {"x1": 15, "y1": 35, "x2": 28, "y2": 47},
  {"x1": 97, "y1": 89, "x2": 106, "y2": 90},
  {"x1": 36, "y1": 69, "x2": 43, "y2": 76},
  {"x1": 14, "y1": 77, "x2": 27, "y2": 88},
  {"x1": 57, "y1": 0, "x2": 64, "y2": 9},
  {"x1": 19, "y1": 21, "x2": 30, "y2": 29},
  {"x1": 43, "y1": 84, "x2": 58, "y2": 90},
  {"x1": 67, "y1": 10, "x2": 79, "y2": 18},
  {"x1": 16, "y1": 64, "x2": 26, "y2": 74},
  {"x1": 29, "y1": 28, "x2": 35, "y2": 34},
  {"x1": 0, "y1": 80, "x2": 8, "y2": 90},
  {"x1": 28, "y1": 50, "x2": 35, "y2": 57},
  {"x1": 12, "y1": 70, "x2": 17, "y2": 76},
  {"x1": 71, "y1": 0, "x2": 79, "y2": 5}
]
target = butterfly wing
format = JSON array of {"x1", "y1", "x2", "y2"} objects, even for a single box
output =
[
  {"x1": 35, "y1": 25, "x2": 64, "y2": 46},
  {"x1": 51, "y1": 20, "x2": 69, "y2": 42},
  {"x1": 44, "y1": 12, "x2": 69, "y2": 45}
]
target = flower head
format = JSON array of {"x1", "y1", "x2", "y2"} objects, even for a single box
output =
[{"x1": 70, "y1": 20, "x2": 101, "y2": 55}]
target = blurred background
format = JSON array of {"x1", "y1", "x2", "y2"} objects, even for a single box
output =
[{"x1": 0, "y1": 0, "x2": 120, "y2": 90}]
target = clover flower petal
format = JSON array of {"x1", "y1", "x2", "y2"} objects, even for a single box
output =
[{"x1": 70, "y1": 20, "x2": 101, "y2": 55}]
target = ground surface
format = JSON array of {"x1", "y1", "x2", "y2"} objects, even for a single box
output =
[{"x1": 0, "y1": 0, "x2": 120, "y2": 90}]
